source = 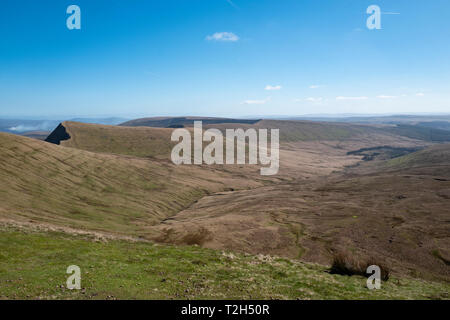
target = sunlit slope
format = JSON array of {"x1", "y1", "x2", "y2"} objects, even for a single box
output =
[
  {"x1": 384, "y1": 143, "x2": 450, "y2": 170},
  {"x1": 0, "y1": 132, "x2": 259, "y2": 236},
  {"x1": 53, "y1": 119, "x2": 374, "y2": 156},
  {"x1": 43, "y1": 120, "x2": 430, "y2": 181},
  {"x1": 122, "y1": 118, "x2": 383, "y2": 142},
  {"x1": 120, "y1": 116, "x2": 450, "y2": 143},
  {"x1": 51, "y1": 121, "x2": 175, "y2": 159},
  {"x1": 352, "y1": 143, "x2": 450, "y2": 176},
  {"x1": 46, "y1": 120, "x2": 431, "y2": 163},
  {"x1": 122, "y1": 117, "x2": 431, "y2": 143},
  {"x1": 385, "y1": 124, "x2": 450, "y2": 142},
  {"x1": 254, "y1": 120, "x2": 378, "y2": 142}
]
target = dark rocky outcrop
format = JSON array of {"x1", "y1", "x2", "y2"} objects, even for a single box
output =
[{"x1": 45, "y1": 123, "x2": 71, "y2": 145}]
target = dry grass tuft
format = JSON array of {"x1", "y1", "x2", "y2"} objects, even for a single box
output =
[
  {"x1": 330, "y1": 251, "x2": 390, "y2": 281},
  {"x1": 181, "y1": 227, "x2": 212, "y2": 246}
]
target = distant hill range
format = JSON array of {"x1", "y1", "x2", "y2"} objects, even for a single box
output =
[
  {"x1": 119, "y1": 116, "x2": 450, "y2": 142},
  {"x1": 283, "y1": 114, "x2": 450, "y2": 125},
  {"x1": 120, "y1": 116, "x2": 261, "y2": 128},
  {"x1": 3, "y1": 115, "x2": 450, "y2": 143},
  {"x1": 21, "y1": 131, "x2": 51, "y2": 140},
  {"x1": 42, "y1": 116, "x2": 450, "y2": 155}
]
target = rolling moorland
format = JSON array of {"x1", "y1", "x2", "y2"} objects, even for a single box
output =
[{"x1": 0, "y1": 117, "x2": 449, "y2": 299}]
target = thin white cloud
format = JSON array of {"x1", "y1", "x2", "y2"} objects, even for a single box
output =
[
  {"x1": 305, "y1": 97, "x2": 323, "y2": 102},
  {"x1": 206, "y1": 32, "x2": 239, "y2": 42},
  {"x1": 265, "y1": 85, "x2": 282, "y2": 91},
  {"x1": 336, "y1": 96, "x2": 368, "y2": 100},
  {"x1": 377, "y1": 95, "x2": 397, "y2": 99},
  {"x1": 309, "y1": 85, "x2": 320, "y2": 89},
  {"x1": 226, "y1": 0, "x2": 239, "y2": 9},
  {"x1": 416, "y1": 92, "x2": 425, "y2": 97},
  {"x1": 242, "y1": 97, "x2": 271, "y2": 105}
]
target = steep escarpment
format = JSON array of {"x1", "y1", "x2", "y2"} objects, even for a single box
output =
[{"x1": 45, "y1": 123, "x2": 71, "y2": 145}]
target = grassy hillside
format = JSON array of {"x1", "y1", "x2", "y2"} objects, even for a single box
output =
[
  {"x1": 0, "y1": 227, "x2": 448, "y2": 300},
  {"x1": 118, "y1": 116, "x2": 450, "y2": 143},
  {"x1": 151, "y1": 142, "x2": 450, "y2": 282},
  {"x1": 2, "y1": 121, "x2": 448, "y2": 290},
  {"x1": 57, "y1": 121, "x2": 176, "y2": 159},
  {"x1": 0, "y1": 132, "x2": 259, "y2": 237},
  {"x1": 385, "y1": 124, "x2": 450, "y2": 142},
  {"x1": 352, "y1": 143, "x2": 450, "y2": 177},
  {"x1": 384, "y1": 143, "x2": 450, "y2": 170},
  {"x1": 49, "y1": 120, "x2": 374, "y2": 158},
  {"x1": 256, "y1": 120, "x2": 375, "y2": 142},
  {"x1": 417, "y1": 121, "x2": 450, "y2": 132},
  {"x1": 43, "y1": 121, "x2": 432, "y2": 165},
  {"x1": 209, "y1": 120, "x2": 450, "y2": 143}
]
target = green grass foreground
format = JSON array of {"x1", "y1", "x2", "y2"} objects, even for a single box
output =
[{"x1": 0, "y1": 227, "x2": 448, "y2": 300}]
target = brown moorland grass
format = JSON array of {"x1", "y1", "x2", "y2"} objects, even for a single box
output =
[
  {"x1": 145, "y1": 144, "x2": 450, "y2": 282},
  {"x1": 330, "y1": 251, "x2": 390, "y2": 281},
  {"x1": 1, "y1": 121, "x2": 448, "y2": 283},
  {"x1": 60, "y1": 121, "x2": 176, "y2": 159},
  {"x1": 0, "y1": 132, "x2": 261, "y2": 237}
]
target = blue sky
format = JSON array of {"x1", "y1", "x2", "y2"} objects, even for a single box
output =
[{"x1": 1, "y1": 0, "x2": 449, "y2": 118}]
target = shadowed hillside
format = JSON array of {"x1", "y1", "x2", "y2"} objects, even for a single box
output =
[
  {"x1": 350, "y1": 143, "x2": 450, "y2": 177},
  {"x1": 384, "y1": 143, "x2": 450, "y2": 170}
]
